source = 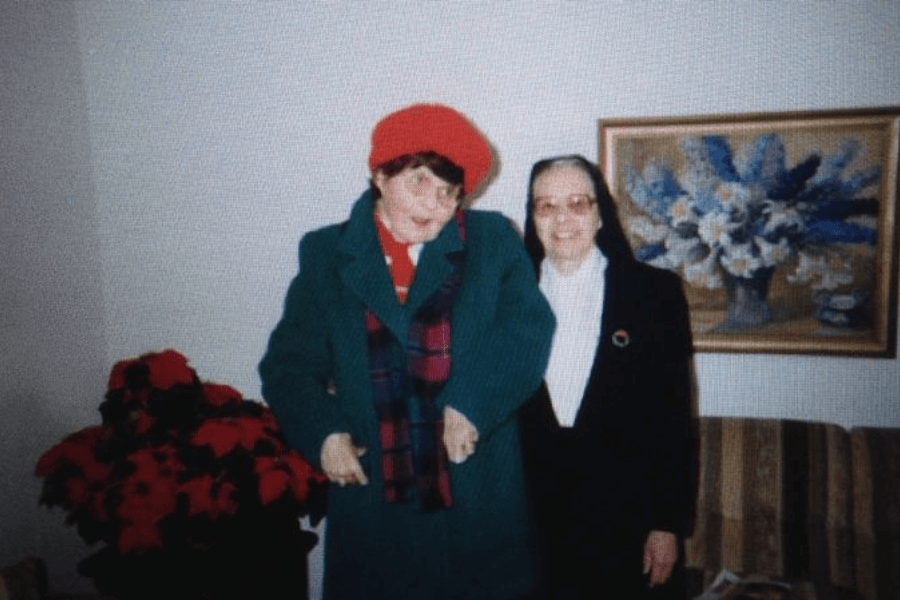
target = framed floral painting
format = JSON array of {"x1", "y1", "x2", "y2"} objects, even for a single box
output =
[{"x1": 598, "y1": 108, "x2": 900, "y2": 356}]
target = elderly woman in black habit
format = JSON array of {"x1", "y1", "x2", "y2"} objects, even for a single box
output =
[{"x1": 519, "y1": 155, "x2": 696, "y2": 600}]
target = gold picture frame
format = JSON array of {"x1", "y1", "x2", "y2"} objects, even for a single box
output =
[{"x1": 599, "y1": 108, "x2": 900, "y2": 356}]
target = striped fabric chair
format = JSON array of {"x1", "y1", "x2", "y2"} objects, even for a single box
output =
[
  {"x1": 685, "y1": 417, "x2": 899, "y2": 600},
  {"x1": 850, "y1": 426, "x2": 900, "y2": 600}
]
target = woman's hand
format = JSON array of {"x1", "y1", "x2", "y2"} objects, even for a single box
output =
[
  {"x1": 643, "y1": 530, "x2": 678, "y2": 587},
  {"x1": 320, "y1": 432, "x2": 368, "y2": 486},
  {"x1": 443, "y1": 406, "x2": 479, "y2": 464}
]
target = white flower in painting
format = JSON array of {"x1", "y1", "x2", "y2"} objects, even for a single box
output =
[
  {"x1": 697, "y1": 211, "x2": 735, "y2": 249},
  {"x1": 761, "y1": 201, "x2": 804, "y2": 235},
  {"x1": 646, "y1": 252, "x2": 679, "y2": 271},
  {"x1": 667, "y1": 194, "x2": 697, "y2": 228},
  {"x1": 628, "y1": 215, "x2": 669, "y2": 245},
  {"x1": 788, "y1": 251, "x2": 854, "y2": 291},
  {"x1": 788, "y1": 252, "x2": 821, "y2": 284},
  {"x1": 721, "y1": 242, "x2": 765, "y2": 278},
  {"x1": 636, "y1": 231, "x2": 701, "y2": 272},
  {"x1": 755, "y1": 236, "x2": 793, "y2": 268},
  {"x1": 662, "y1": 232, "x2": 706, "y2": 269},
  {"x1": 684, "y1": 251, "x2": 723, "y2": 289},
  {"x1": 818, "y1": 271, "x2": 853, "y2": 292},
  {"x1": 847, "y1": 214, "x2": 877, "y2": 231},
  {"x1": 714, "y1": 182, "x2": 752, "y2": 216}
]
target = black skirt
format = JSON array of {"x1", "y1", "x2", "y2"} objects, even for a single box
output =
[{"x1": 519, "y1": 394, "x2": 687, "y2": 600}]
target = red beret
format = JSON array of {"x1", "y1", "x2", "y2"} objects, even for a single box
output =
[{"x1": 368, "y1": 104, "x2": 493, "y2": 196}]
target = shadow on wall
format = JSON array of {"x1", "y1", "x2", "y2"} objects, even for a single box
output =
[
  {"x1": 0, "y1": 387, "x2": 99, "y2": 595},
  {"x1": 1, "y1": 2, "x2": 109, "y2": 594}
]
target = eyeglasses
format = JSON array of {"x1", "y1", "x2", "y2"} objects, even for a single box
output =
[
  {"x1": 532, "y1": 194, "x2": 596, "y2": 218},
  {"x1": 404, "y1": 171, "x2": 461, "y2": 207}
]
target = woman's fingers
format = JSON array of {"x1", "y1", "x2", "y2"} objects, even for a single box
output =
[
  {"x1": 643, "y1": 530, "x2": 678, "y2": 586},
  {"x1": 321, "y1": 433, "x2": 368, "y2": 485},
  {"x1": 332, "y1": 456, "x2": 368, "y2": 486},
  {"x1": 445, "y1": 424, "x2": 476, "y2": 463},
  {"x1": 443, "y1": 406, "x2": 479, "y2": 464},
  {"x1": 348, "y1": 453, "x2": 368, "y2": 485}
]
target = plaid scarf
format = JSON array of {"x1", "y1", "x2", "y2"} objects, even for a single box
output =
[{"x1": 366, "y1": 211, "x2": 466, "y2": 511}]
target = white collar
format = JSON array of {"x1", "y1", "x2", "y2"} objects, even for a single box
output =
[
  {"x1": 539, "y1": 247, "x2": 608, "y2": 428},
  {"x1": 540, "y1": 247, "x2": 607, "y2": 299}
]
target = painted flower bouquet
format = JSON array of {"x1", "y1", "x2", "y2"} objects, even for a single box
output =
[
  {"x1": 35, "y1": 349, "x2": 326, "y2": 598},
  {"x1": 624, "y1": 134, "x2": 880, "y2": 331}
]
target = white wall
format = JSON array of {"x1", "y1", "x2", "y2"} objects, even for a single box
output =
[
  {"x1": 3, "y1": 1, "x2": 899, "y2": 595},
  {"x1": 1, "y1": 1, "x2": 107, "y2": 592}
]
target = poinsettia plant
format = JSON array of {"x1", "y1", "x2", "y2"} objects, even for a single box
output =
[{"x1": 35, "y1": 349, "x2": 326, "y2": 557}]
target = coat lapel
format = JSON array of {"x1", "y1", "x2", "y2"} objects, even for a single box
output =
[
  {"x1": 572, "y1": 258, "x2": 628, "y2": 428},
  {"x1": 406, "y1": 215, "x2": 464, "y2": 313},
  {"x1": 337, "y1": 192, "x2": 407, "y2": 340},
  {"x1": 335, "y1": 193, "x2": 465, "y2": 342},
  {"x1": 597, "y1": 257, "x2": 634, "y2": 356}
]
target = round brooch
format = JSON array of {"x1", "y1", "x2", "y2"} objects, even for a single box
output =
[{"x1": 612, "y1": 328, "x2": 630, "y2": 348}]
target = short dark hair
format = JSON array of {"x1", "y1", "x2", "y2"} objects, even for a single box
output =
[
  {"x1": 370, "y1": 151, "x2": 465, "y2": 199},
  {"x1": 523, "y1": 154, "x2": 633, "y2": 276}
]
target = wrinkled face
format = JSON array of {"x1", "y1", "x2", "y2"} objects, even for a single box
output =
[
  {"x1": 532, "y1": 165, "x2": 601, "y2": 270},
  {"x1": 374, "y1": 166, "x2": 461, "y2": 245}
]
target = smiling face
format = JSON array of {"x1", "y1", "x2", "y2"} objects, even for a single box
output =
[
  {"x1": 531, "y1": 164, "x2": 601, "y2": 274},
  {"x1": 373, "y1": 165, "x2": 460, "y2": 245}
]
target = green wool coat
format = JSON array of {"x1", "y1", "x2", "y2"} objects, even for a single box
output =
[{"x1": 259, "y1": 192, "x2": 555, "y2": 600}]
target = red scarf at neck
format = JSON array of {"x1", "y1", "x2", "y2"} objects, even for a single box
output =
[{"x1": 374, "y1": 214, "x2": 415, "y2": 304}]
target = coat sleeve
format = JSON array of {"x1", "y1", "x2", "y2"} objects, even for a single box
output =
[
  {"x1": 258, "y1": 231, "x2": 348, "y2": 470},
  {"x1": 438, "y1": 215, "x2": 556, "y2": 440},
  {"x1": 645, "y1": 269, "x2": 696, "y2": 538}
]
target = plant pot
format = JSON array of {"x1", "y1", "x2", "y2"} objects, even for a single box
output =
[{"x1": 78, "y1": 517, "x2": 316, "y2": 600}]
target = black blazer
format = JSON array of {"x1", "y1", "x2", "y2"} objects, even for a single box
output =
[{"x1": 520, "y1": 256, "x2": 696, "y2": 544}]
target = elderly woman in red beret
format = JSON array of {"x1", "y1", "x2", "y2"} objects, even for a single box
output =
[{"x1": 259, "y1": 104, "x2": 554, "y2": 600}]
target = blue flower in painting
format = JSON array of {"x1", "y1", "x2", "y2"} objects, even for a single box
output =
[{"x1": 623, "y1": 133, "x2": 880, "y2": 292}]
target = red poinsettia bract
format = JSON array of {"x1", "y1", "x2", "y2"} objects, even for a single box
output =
[
  {"x1": 117, "y1": 521, "x2": 164, "y2": 555},
  {"x1": 201, "y1": 383, "x2": 243, "y2": 409},
  {"x1": 190, "y1": 416, "x2": 275, "y2": 458},
  {"x1": 179, "y1": 475, "x2": 238, "y2": 519},
  {"x1": 254, "y1": 454, "x2": 326, "y2": 506},
  {"x1": 35, "y1": 427, "x2": 113, "y2": 484},
  {"x1": 107, "y1": 349, "x2": 195, "y2": 393},
  {"x1": 35, "y1": 349, "x2": 326, "y2": 558}
]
